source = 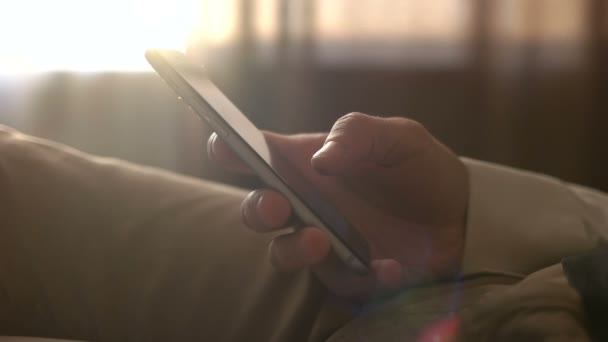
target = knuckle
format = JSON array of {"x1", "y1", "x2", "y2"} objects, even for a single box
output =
[
  {"x1": 342, "y1": 111, "x2": 368, "y2": 121},
  {"x1": 394, "y1": 118, "x2": 429, "y2": 139},
  {"x1": 330, "y1": 112, "x2": 372, "y2": 138},
  {"x1": 338, "y1": 112, "x2": 370, "y2": 127}
]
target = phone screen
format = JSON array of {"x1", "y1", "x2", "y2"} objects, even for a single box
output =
[{"x1": 146, "y1": 49, "x2": 370, "y2": 273}]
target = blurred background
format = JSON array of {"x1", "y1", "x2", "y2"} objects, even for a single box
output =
[{"x1": 0, "y1": 0, "x2": 606, "y2": 190}]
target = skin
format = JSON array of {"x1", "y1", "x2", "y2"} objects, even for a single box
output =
[{"x1": 208, "y1": 112, "x2": 469, "y2": 300}]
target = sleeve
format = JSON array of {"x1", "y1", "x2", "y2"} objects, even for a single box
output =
[
  {"x1": 0, "y1": 125, "x2": 252, "y2": 339},
  {"x1": 562, "y1": 245, "x2": 608, "y2": 341},
  {"x1": 460, "y1": 158, "x2": 608, "y2": 276},
  {"x1": 0, "y1": 125, "x2": 341, "y2": 342}
]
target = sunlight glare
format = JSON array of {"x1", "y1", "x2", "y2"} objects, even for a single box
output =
[{"x1": 0, "y1": 0, "x2": 201, "y2": 74}]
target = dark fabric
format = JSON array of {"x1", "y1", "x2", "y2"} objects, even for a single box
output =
[{"x1": 562, "y1": 245, "x2": 608, "y2": 341}]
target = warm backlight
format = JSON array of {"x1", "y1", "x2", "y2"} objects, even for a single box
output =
[{"x1": 0, "y1": 0, "x2": 202, "y2": 74}]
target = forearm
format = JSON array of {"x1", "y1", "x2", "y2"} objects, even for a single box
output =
[{"x1": 460, "y1": 158, "x2": 608, "y2": 276}]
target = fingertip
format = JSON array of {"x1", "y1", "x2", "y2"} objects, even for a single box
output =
[
  {"x1": 268, "y1": 227, "x2": 330, "y2": 273},
  {"x1": 311, "y1": 141, "x2": 348, "y2": 175},
  {"x1": 299, "y1": 227, "x2": 331, "y2": 265},
  {"x1": 242, "y1": 190, "x2": 293, "y2": 233},
  {"x1": 207, "y1": 132, "x2": 252, "y2": 173},
  {"x1": 241, "y1": 190, "x2": 263, "y2": 230},
  {"x1": 372, "y1": 259, "x2": 403, "y2": 289},
  {"x1": 207, "y1": 132, "x2": 233, "y2": 162},
  {"x1": 256, "y1": 190, "x2": 292, "y2": 229},
  {"x1": 310, "y1": 155, "x2": 332, "y2": 175}
]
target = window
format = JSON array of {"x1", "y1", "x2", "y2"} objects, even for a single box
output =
[{"x1": 0, "y1": 0, "x2": 200, "y2": 74}]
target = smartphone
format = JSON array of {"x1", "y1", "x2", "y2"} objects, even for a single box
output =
[{"x1": 145, "y1": 49, "x2": 370, "y2": 274}]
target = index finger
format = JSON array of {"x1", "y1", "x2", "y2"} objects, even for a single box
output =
[{"x1": 207, "y1": 132, "x2": 252, "y2": 173}]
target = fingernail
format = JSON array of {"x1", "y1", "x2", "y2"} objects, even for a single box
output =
[
  {"x1": 242, "y1": 190, "x2": 263, "y2": 227},
  {"x1": 207, "y1": 133, "x2": 218, "y2": 160},
  {"x1": 312, "y1": 141, "x2": 343, "y2": 160},
  {"x1": 255, "y1": 191, "x2": 266, "y2": 214}
]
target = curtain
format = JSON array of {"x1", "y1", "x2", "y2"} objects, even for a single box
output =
[
  {"x1": 1, "y1": 0, "x2": 606, "y2": 190},
  {"x1": 190, "y1": 0, "x2": 608, "y2": 190}
]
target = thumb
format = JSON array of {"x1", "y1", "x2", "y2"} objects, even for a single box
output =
[{"x1": 311, "y1": 112, "x2": 433, "y2": 175}]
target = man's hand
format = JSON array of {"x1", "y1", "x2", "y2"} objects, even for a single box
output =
[{"x1": 208, "y1": 113, "x2": 469, "y2": 299}]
